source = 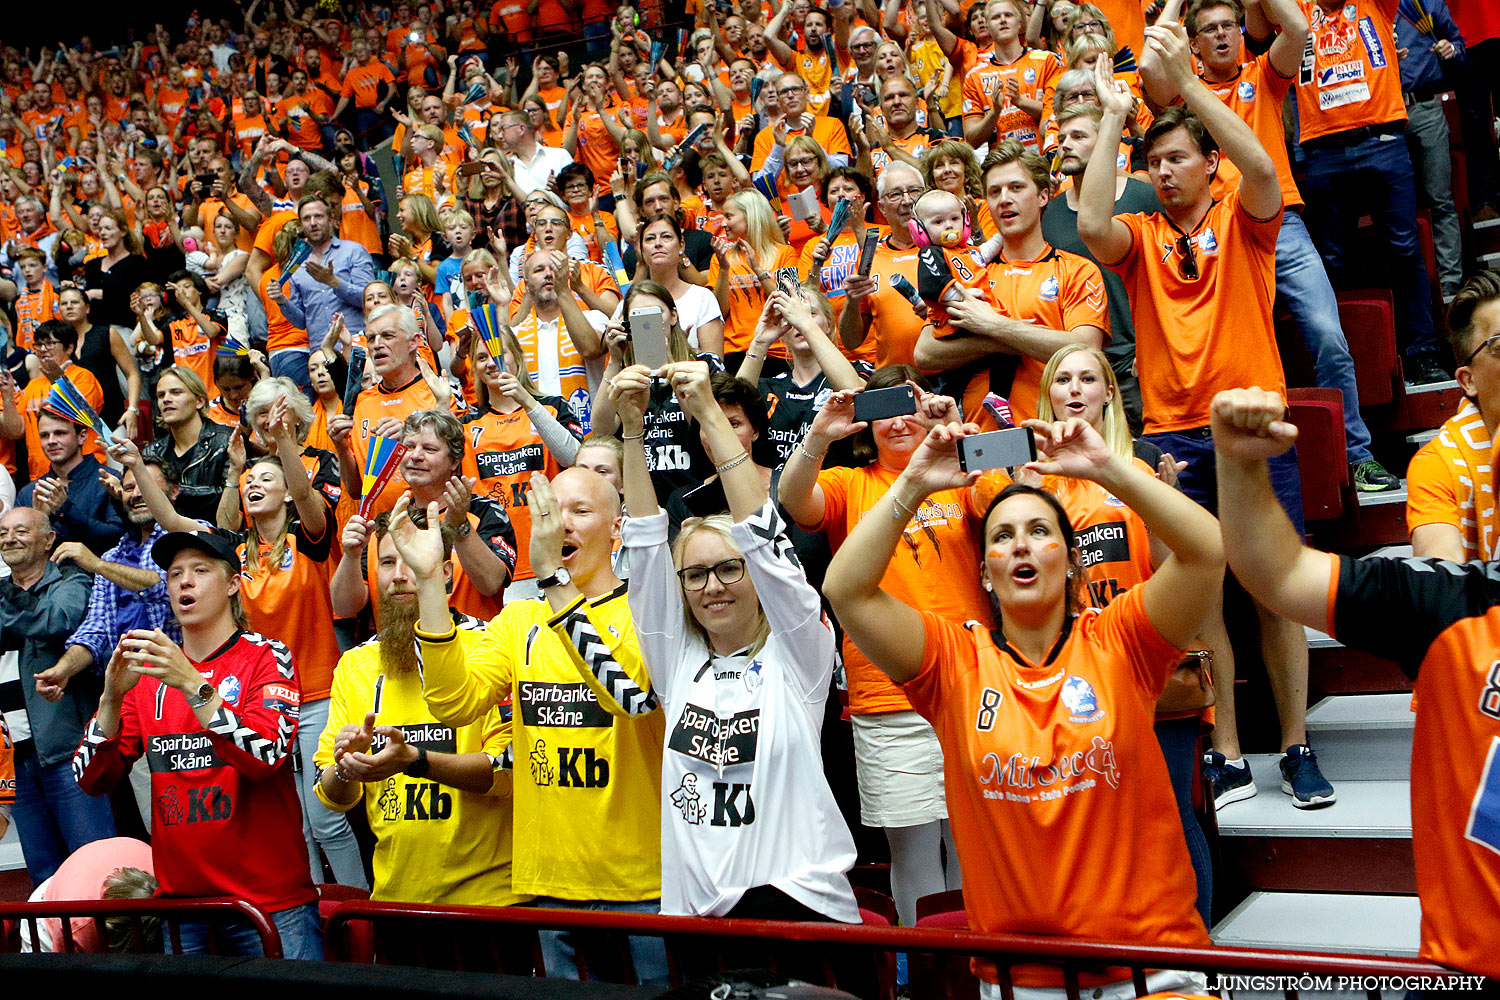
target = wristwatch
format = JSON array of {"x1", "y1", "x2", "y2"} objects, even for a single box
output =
[
  {"x1": 453, "y1": 519, "x2": 472, "y2": 540},
  {"x1": 404, "y1": 746, "x2": 431, "y2": 779},
  {"x1": 186, "y1": 681, "x2": 216, "y2": 709},
  {"x1": 536, "y1": 567, "x2": 572, "y2": 590}
]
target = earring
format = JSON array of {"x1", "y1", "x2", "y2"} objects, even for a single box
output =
[
  {"x1": 1067, "y1": 569, "x2": 1075, "y2": 579},
  {"x1": 982, "y1": 580, "x2": 992, "y2": 592}
]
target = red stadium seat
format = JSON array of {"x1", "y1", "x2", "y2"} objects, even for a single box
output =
[
  {"x1": 1286, "y1": 388, "x2": 1348, "y2": 522},
  {"x1": 853, "y1": 886, "x2": 898, "y2": 926},
  {"x1": 913, "y1": 889, "x2": 968, "y2": 930},
  {"x1": 1335, "y1": 291, "x2": 1400, "y2": 407},
  {"x1": 318, "y1": 885, "x2": 372, "y2": 962}
]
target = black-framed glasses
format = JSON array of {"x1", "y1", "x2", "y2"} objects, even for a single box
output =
[
  {"x1": 677, "y1": 557, "x2": 747, "y2": 591},
  {"x1": 1176, "y1": 235, "x2": 1199, "y2": 280},
  {"x1": 1464, "y1": 332, "x2": 1500, "y2": 367}
]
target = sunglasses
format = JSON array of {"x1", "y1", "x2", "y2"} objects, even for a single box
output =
[
  {"x1": 677, "y1": 557, "x2": 747, "y2": 591},
  {"x1": 1176, "y1": 235, "x2": 1199, "y2": 280}
]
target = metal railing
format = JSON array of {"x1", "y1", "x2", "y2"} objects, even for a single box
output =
[{"x1": 0, "y1": 897, "x2": 283, "y2": 958}]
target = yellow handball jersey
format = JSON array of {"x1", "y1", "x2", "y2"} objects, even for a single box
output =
[
  {"x1": 315, "y1": 614, "x2": 528, "y2": 907},
  {"x1": 416, "y1": 585, "x2": 665, "y2": 901}
]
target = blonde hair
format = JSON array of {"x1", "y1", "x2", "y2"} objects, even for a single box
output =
[
  {"x1": 156, "y1": 366, "x2": 210, "y2": 415},
  {"x1": 441, "y1": 207, "x2": 476, "y2": 230},
  {"x1": 1065, "y1": 32, "x2": 1111, "y2": 69},
  {"x1": 241, "y1": 455, "x2": 295, "y2": 574},
  {"x1": 672, "y1": 515, "x2": 771, "y2": 656},
  {"x1": 1035, "y1": 344, "x2": 1133, "y2": 461},
  {"x1": 472, "y1": 323, "x2": 543, "y2": 407},
  {"x1": 725, "y1": 190, "x2": 788, "y2": 267},
  {"x1": 414, "y1": 123, "x2": 446, "y2": 151},
  {"x1": 784, "y1": 136, "x2": 828, "y2": 179}
]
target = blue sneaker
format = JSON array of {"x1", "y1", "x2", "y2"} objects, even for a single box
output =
[
  {"x1": 1202, "y1": 751, "x2": 1257, "y2": 810},
  {"x1": 1280, "y1": 744, "x2": 1337, "y2": 809}
]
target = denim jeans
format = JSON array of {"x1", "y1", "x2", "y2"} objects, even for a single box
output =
[
  {"x1": 531, "y1": 897, "x2": 670, "y2": 984},
  {"x1": 14, "y1": 753, "x2": 117, "y2": 884},
  {"x1": 1143, "y1": 425, "x2": 1305, "y2": 536},
  {"x1": 169, "y1": 900, "x2": 323, "y2": 960},
  {"x1": 1276, "y1": 210, "x2": 1373, "y2": 465},
  {"x1": 296, "y1": 696, "x2": 368, "y2": 889},
  {"x1": 1301, "y1": 129, "x2": 1439, "y2": 356},
  {"x1": 1153, "y1": 717, "x2": 1212, "y2": 928}
]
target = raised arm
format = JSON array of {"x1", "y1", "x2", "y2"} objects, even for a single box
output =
[
  {"x1": 1076, "y1": 61, "x2": 1136, "y2": 265},
  {"x1": 1211, "y1": 388, "x2": 1335, "y2": 631}
]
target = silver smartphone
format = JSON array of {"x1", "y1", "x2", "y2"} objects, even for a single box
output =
[
  {"x1": 629, "y1": 306, "x2": 670, "y2": 370},
  {"x1": 958, "y1": 427, "x2": 1037, "y2": 473}
]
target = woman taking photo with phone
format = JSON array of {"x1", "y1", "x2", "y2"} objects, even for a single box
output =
[
  {"x1": 607, "y1": 357, "x2": 860, "y2": 924},
  {"x1": 635, "y1": 214, "x2": 725, "y2": 358},
  {"x1": 821, "y1": 414, "x2": 1223, "y2": 993},
  {"x1": 1033, "y1": 343, "x2": 1212, "y2": 925},
  {"x1": 777, "y1": 367, "x2": 988, "y2": 929}
]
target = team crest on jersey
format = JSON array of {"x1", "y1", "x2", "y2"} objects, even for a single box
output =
[
  {"x1": 744, "y1": 659, "x2": 764, "y2": 692},
  {"x1": 814, "y1": 386, "x2": 834, "y2": 410},
  {"x1": 1024, "y1": 68, "x2": 1036, "y2": 84},
  {"x1": 1061, "y1": 675, "x2": 1105, "y2": 722},
  {"x1": 1237, "y1": 80, "x2": 1256, "y2": 102},
  {"x1": 1199, "y1": 229, "x2": 1220, "y2": 255},
  {"x1": 1342, "y1": 4, "x2": 1356, "y2": 19},
  {"x1": 217, "y1": 675, "x2": 241, "y2": 705},
  {"x1": 1039, "y1": 276, "x2": 1059, "y2": 302}
]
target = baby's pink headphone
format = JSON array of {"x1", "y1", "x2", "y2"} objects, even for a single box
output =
[{"x1": 907, "y1": 208, "x2": 971, "y2": 249}]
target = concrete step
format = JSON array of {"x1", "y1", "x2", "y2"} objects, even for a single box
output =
[
  {"x1": 1215, "y1": 754, "x2": 1409, "y2": 838},
  {"x1": 1356, "y1": 483, "x2": 1407, "y2": 507},
  {"x1": 1405, "y1": 427, "x2": 1439, "y2": 447},
  {"x1": 1305, "y1": 693, "x2": 1414, "y2": 780},
  {"x1": 1212, "y1": 891, "x2": 1421, "y2": 956}
]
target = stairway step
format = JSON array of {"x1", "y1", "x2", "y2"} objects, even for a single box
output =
[
  {"x1": 1306, "y1": 694, "x2": 1414, "y2": 779},
  {"x1": 1357, "y1": 483, "x2": 1408, "y2": 507},
  {"x1": 1212, "y1": 891, "x2": 1421, "y2": 956},
  {"x1": 1406, "y1": 427, "x2": 1439, "y2": 447},
  {"x1": 1215, "y1": 755, "x2": 1409, "y2": 837}
]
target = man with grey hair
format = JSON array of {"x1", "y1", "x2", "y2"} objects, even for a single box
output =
[
  {"x1": 839, "y1": 161, "x2": 926, "y2": 365},
  {"x1": 511, "y1": 248, "x2": 609, "y2": 429},
  {"x1": 0, "y1": 197, "x2": 61, "y2": 287},
  {"x1": 839, "y1": 25, "x2": 882, "y2": 112}
]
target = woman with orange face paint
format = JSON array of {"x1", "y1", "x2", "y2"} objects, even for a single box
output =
[{"x1": 822, "y1": 411, "x2": 1224, "y2": 995}]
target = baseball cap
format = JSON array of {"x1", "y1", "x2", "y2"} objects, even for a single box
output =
[{"x1": 152, "y1": 528, "x2": 242, "y2": 574}]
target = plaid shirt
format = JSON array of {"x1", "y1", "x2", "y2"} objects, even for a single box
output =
[{"x1": 67, "y1": 523, "x2": 183, "y2": 669}]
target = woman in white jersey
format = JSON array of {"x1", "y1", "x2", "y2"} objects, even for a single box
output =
[{"x1": 604, "y1": 357, "x2": 859, "y2": 923}]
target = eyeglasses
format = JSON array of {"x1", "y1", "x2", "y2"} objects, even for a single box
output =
[
  {"x1": 677, "y1": 557, "x2": 747, "y2": 591},
  {"x1": 776, "y1": 84, "x2": 807, "y2": 95},
  {"x1": 1072, "y1": 18, "x2": 1102, "y2": 31},
  {"x1": 1175, "y1": 235, "x2": 1199, "y2": 280},
  {"x1": 883, "y1": 186, "x2": 924, "y2": 203},
  {"x1": 1197, "y1": 21, "x2": 1240, "y2": 36},
  {"x1": 1463, "y1": 332, "x2": 1500, "y2": 367}
]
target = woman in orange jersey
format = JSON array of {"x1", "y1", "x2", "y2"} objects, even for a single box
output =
[
  {"x1": 1033, "y1": 343, "x2": 1211, "y2": 926},
  {"x1": 822, "y1": 412, "x2": 1224, "y2": 993},
  {"x1": 461, "y1": 325, "x2": 584, "y2": 601},
  {"x1": 521, "y1": 96, "x2": 565, "y2": 149},
  {"x1": 112, "y1": 405, "x2": 368, "y2": 892},
  {"x1": 336, "y1": 149, "x2": 383, "y2": 259},
  {"x1": 778, "y1": 367, "x2": 987, "y2": 929},
  {"x1": 923, "y1": 139, "x2": 992, "y2": 240},
  {"x1": 389, "y1": 193, "x2": 442, "y2": 286},
  {"x1": 557, "y1": 163, "x2": 619, "y2": 264},
  {"x1": 758, "y1": 135, "x2": 829, "y2": 260},
  {"x1": 708, "y1": 190, "x2": 798, "y2": 367}
]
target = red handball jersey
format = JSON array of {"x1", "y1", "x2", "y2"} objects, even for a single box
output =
[{"x1": 73, "y1": 631, "x2": 316, "y2": 914}]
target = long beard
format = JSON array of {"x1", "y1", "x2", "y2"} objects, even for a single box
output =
[{"x1": 376, "y1": 597, "x2": 423, "y2": 675}]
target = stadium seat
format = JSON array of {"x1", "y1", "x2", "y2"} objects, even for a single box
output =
[
  {"x1": 1286, "y1": 388, "x2": 1349, "y2": 522},
  {"x1": 318, "y1": 885, "x2": 373, "y2": 962},
  {"x1": 913, "y1": 889, "x2": 967, "y2": 930},
  {"x1": 1336, "y1": 291, "x2": 1400, "y2": 407}
]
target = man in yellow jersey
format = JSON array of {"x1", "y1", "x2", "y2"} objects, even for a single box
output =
[
  {"x1": 316, "y1": 514, "x2": 527, "y2": 909},
  {"x1": 403, "y1": 468, "x2": 666, "y2": 984}
]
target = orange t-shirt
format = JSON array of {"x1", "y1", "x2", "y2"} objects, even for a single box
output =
[
  {"x1": 199, "y1": 195, "x2": 259, "y2": 252},
  {"x1": 1046, "y1": 458, "x2": 1155, "y2": 610},
  {"x1": 572, "y1": 106, "x2": 623, "y2": 197},
  {"x1": 341, "y1": 60, "x2": 395, "y2": 109},
  {"x1": 960, "y1": 48, "x2": 1061, "y2": 151},
  {"x1": 350, "y1": 375, "x2": 458, "y2": 519},
  {"x1": 807, "y1": 463, "x2": 991, "y2": 715},
  {"x1": 14, "y1": 282, "x2": 56, "y2": 351},
  {"x1": 707, "y1": 243, "x2": 799, "y2": 358},
  {"x1": 238, "y1": 519, "x2": 341, "y2": 701},
  {"x1": 277, "y1": 91, "x2": 334, "y2": 150},
  {"x1": 863, "y1": 235, "x2": 925, "y2": 368},
  {"x1": 259, "y1": 265, "x2": 303, "y2": 355},
  {"x1": 167, "y1": 315, "x2": 221, "y2": 399},
  {"x1": 904, "y1": 589, "x2": 1209, "y2": 986},
  {"x1": 489, "y1": 0, "x2": 534, "y2": 43},
  {"x1": 1405, "y1": 399, "x2": 1499, "y2": 561},
  {"x1": 749, "y1": 115, "x2": 852, "y2": 171},
  {"x1": 1101, "y1": 189, "x2": 1283, "y2": 434},
  {"x1": 460, "y1": 400, "x2": 579, "y2": 580},
  {"x1": 340, "y1": 181, "x2": 384, "y2": 257},
  {"x1": 966, "y1": 245, "x2": 1108, "y2": 424},
  {"x1": 1202, "y1": 55, "x2": 1303, "y2": 211},
  {"x1": 568, "y1": 209, "x2": 619, "y2": 264},
  {"x1": 21, "y1": 367, "x2": 108, "y2": 480},
  {"x1": 1091, "y1": 0, "x2": 1146, "y2": 56},
  {"x1": 232, "y1": 112, "x2": 274, "y2": 160},
  {"x1": 1295, "y1": 0, "x2": 1406, "y2": 144}
]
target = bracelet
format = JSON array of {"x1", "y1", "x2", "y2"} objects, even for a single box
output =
[
  {"x1": 621, "y1": 430, "x2": 645, "y2": 441},
  {"x1": 800, "y1": 444, "x2": 826, "y2": 462},
  {"x1": 715, "y1": 451, "x2": 750, "y2": 474},
  {"x1": 891, "y1": 493, "x2": 918, "y2": 521},
  {"x1": 334, "y1": 761, "x2": 351, "y2": 783}
]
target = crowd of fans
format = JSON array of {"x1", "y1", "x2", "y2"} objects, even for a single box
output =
[{"x1": 0, "y1": 0, "x2": 1496, "y2": 990}]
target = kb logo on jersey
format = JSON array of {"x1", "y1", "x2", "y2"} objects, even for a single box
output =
[{"x1": 530, "y1": 739, "x2": 610, "y2": 787}]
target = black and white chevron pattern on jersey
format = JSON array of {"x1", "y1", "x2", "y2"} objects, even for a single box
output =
[
  {"x1": 497, "y1": 745, "x2": 514, "y2": 770},
  {"x1": 560, "y1": 608, "x2": 657, "y2": 716},
  {"x1": 207, "y1": 703, "x2": 294, "y2": 766},
  {"x1": 743, "y1": 502, "x2": 801, "y2": 570},
  {"x1": 71, "y1": 718, "x2": 110, "y2": 784},
  {"x1": 242, "y1": 632, "x2": 296, "y2": 680}
]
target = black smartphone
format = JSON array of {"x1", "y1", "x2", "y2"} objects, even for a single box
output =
[
  {"x1": 857, "y1": 228, "x2": 880, "y2": 278},
  {"x1": 776, "y1": 269, "x2": 801, "y2": 297},
  {"x1": 195, "y1": 172, "x2": 215, "y2": 193},
  {"x1": 853, "y1": 385, "x2": 916, "y2": 423},
  {"x1": 958, "y1": 427, "x2": 1036, "y2": 473}
]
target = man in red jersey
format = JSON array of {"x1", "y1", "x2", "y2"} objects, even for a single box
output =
[{"x1": 73, "y1": 529, "x2": 320, "y2": 958}]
